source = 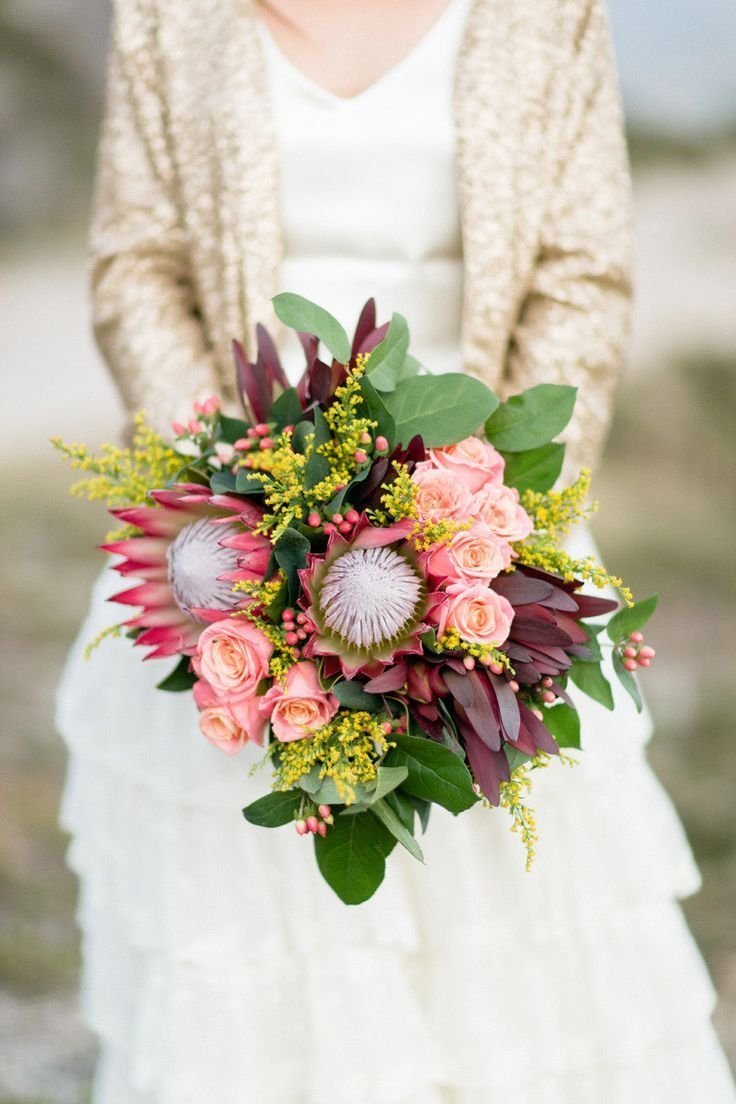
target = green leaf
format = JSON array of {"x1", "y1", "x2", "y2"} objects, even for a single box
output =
[
  {"x1": 505, "y1": 746, "x2": 532, "y2": 773},
  {"x1": 484, "y1": 384, "x2": 577, "y2": 451},
  {"x1": 612, "y1": 650, "x2": 643, "y2": 712},
  {"x1": 384, "y1": 733, "x2": 479, "y2": 814},
  {"x1": 274, "y1": 527, "x2": 310, "y2": 603},
  {"x1": 272, "y1": 292, "x2": 351, "y2": 363},
  {"x1": 396, "y1": 354, "x2": 421, "y2": 381},
  {"x1": 291, "y1": 420, "x2": 314, "y2": 455},
  {"x1": 303, "y1": 407, "x2": 331, "y2": 488},
  {"x1": 242, "y1": 790, "x2": 303, "y2": 828},
  {"x1": 365, "y1": 313, "x2": 410, "y2": 392},
  {"x1": 385, "y1": 788, "x2": 416, "y2": 832},
  {"x1": 234, "y1": 469, "x2": 264, "y2": 494},
  {"x1": 371, "y1": 797, "x2": 424, "y2": 862},
  {"x1": 331, "y1": 679, "x2": 382, "y2": 713},
  {"x1": 314, "y1": 811, "x2": 393, "y2": 904},
  {"x1": 358, "y1": 375, "x2": 396, "y2": 446},
  {"x1": 156, "y1": 655, "x2": 196, "y2": 693},
  {"x1": 383, "y1": 374, "x2": 499, "y2": 448},
  {"x1": 209, "y1": 469, "x2": 238, "y2": 495},
  {"x1": 407, "y1": 794, "x2": 432, "y2": 834},
  {"x1": 541, "y1": 703, "x2": 581, "y2": 749},
  {"x1": 500, "y1": 442, "x2": 565, "y2": 493},
  {"x1": 371, "y1": 765, "x2": 409, "y2": 803},
  {"x1": 217, "y1": 413, "x2": 251, "y2": 444},
  {"x1": 569, "y1": 659, "x2": 614, "y2": 710},
  {"x1": 606, "y1": 595, "x2": 659, "y2": 643},
  {"x1": 268, "y1": 386, "x2": 303, "y2": 430},
  {"x1": 579, "y1": 621, "x2": 605, "y2": 663}
]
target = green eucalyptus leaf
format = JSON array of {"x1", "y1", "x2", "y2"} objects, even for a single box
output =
[
  {"x1": 156, "y1": 655, "x2": 196, "y2": 693},
  {"x1": 210, "y1": 469, "x2": 238, "y2": 495},
  {"x1": 314, "y1": 810, "x2": 393, "y2": 904},
  {"x1": 371, "y1": 765, "x2": 409, "y2": 803},
  {"x1": 234, "y1": 469, "x2": 264, "y2": 494},
  {"x1": 384, "y1": 733, "x2": 478, "y2": 814},
  {"x1": 274, "y1": 527, "x2": 310, "y2": 603},
  {"x1": 331, "y1": 680, "x2": 383, "y2": 713},
  {"x1": 365, "y1": 313, "x2": 410, "y2": 392},
  {"x1": 242, "y1": 790, "x2": 303, "y2": 828},
  {"x1": 272, "y1": 292, "x2": 351, "y2": 363},
  {"x1": 612, "y1": 651, "x2": 644, "y2": 712},
  {"x1": 371, "y1": 797, "x2": 424, "y2": 862},
  {"x1": 500, "y1": 442, "x2": 565, "y2": 493},
  {"x1": 541, "y1": 703, "x2": 581, "y2": 749},
  {"x1": 396, "y1": 354, "x2": 422, "y2": 381},
  {"x1": 484, "y1": 384, "x2": 577, "y2": 451},
  {"x1": 569, "y1": 659, "x2": 615, "y2": 710},
  {"x1": 268, "y1": 386, "x2": 303, "y2": 430},
  {"x1": 383, "y1": 374, "x2": 499, "y2": 448},
  {"x1": 217, "y1": 413, "x2": 251, "y2": 444},
  {"x1": 606, "y1": 595, "x2": 659, "y2": 643}
]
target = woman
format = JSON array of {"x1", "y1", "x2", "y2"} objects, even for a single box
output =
[{"x1": 57, "y1": 0, "x2": 736, "y2": 1100}]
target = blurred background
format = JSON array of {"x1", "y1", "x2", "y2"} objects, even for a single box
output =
[{"x1": 1, "y1": 0, "x2": 735, "y2": 1099}]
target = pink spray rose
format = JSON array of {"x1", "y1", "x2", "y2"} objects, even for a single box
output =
[
  {"x1": 427, "y1": 523, "x2": 511, "y2": 585},
  {"x1": 434, "y1": 582, "x2": 515, "y2": 647},
  {"x1": 194, "y1": 678, "x2": 267, "y2": 751},
  {"x1": 258, "y1": 661, "x2": 339, "y2": 742},
  {"x1": 411, "y1": 466, "x2": 474, "y2": 523},
  {"x1": 193, "y1": 618, "x2": 273, "y2": 701},
  {"x1": 473, "y1": 484, "x2": 533, "y2": 544},
  {"x1": 427, "y1": 437, "x2": 505, "y2": 493}
]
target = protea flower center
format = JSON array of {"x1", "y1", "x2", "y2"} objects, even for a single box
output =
[
  {"x1": 319, "y1": 545, "x2": 423, "y2": 649},
  {"x1": 167, "y1": 518, "x2": 240, "y2": 618}
]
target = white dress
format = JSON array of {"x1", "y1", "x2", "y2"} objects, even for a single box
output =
[{"x1": 57, "y1": 3, "x2": 736, "y2": 1101}]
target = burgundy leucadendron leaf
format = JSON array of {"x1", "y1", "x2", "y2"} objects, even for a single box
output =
[{"x1": 233, "y1": 338, "x2": 271, "y2": 423}]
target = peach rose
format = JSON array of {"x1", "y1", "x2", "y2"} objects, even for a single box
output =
[
  {"x1": 258, "y1": 661, "x2": 339, "y2": 743},
  {"x1": 473, "y1": 484, "x2": 533, "y2": 544},
  {"x1": 194, "y1": 680, "x2": 266, "y2": 751},
  {"x1": 198, "y1": 705, "x2": 247, "y2": 755},
  {"x1": 428, "y1": 437, "x2": 505, "y2": 493},
  {"x1": 434, "y1": 582, "x2": 515, "y2": 646},
  {"x1": 411, "y1": 466, "x2": 474, "y2": 523},
  {"x1": 194, "y1": 618, "x2": 273, "y2": 701},
  {"x1": 427, "y1": 523, "x2": 511, "y2": 584}
]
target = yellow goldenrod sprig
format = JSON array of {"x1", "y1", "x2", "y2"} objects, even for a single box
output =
[{"x1": 274, "y1": 710, "x2": 393, "y2": 804}]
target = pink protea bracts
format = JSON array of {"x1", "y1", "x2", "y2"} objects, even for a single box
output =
[{"x1": 103, "y1": 483, "x2": 269, "y2": 658}]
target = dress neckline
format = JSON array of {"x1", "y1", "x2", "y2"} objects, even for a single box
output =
[{"x1": 255, "y1": 0, "x2": 468, "y2": 107}]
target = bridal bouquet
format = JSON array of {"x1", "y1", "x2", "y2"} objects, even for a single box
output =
[{"x1": 55, "y1": 294, "x2": 657, "y2": 903}]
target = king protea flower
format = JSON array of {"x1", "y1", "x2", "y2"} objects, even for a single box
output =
[
  {"x1": 103, "y1": 484, "x2": 270, "y2": 659},
  {"x1": 299, "y1": 515, "x2": 438, "y2": 678}
]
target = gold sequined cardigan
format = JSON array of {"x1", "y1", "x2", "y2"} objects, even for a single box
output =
[{"x1": 90, "y1": 0, "x2": 633, "y2": 476}]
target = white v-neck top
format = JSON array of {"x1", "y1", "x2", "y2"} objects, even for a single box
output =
[{"x1": 258, "y1": 0, "x2": 472, "y2": 382}]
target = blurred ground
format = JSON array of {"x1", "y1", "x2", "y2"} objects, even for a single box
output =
[{"x1": 1, "y1": 148, "x2": 734, "y2": 1100}]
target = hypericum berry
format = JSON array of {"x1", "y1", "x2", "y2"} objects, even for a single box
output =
[
  {"x1": 317, "y1": 821, "x2": 328, "y2": 837},
  {"x1": 623, "y1": 646, "x2": 637, "y2": 659},
  {"x1": 463, "y1": 655, "x2": 476, "y2": 670},
  {"x1": 318, "y1": 804, "x2": 331, "y2": 818},
  {"x1": 623, "y1": 658, "x2": 637, "y2": 672},
  {"x1": 234, "y1": 437, "x2": 250, "y2": 450},
  {"x1": 354, "y1": 449, "x2": 368, "y2": 464},
  {"x1": 381, "y1": 721, "x2": 393, "y2": 735},
  {"x1": 295, "y1": 819, "x2": 308, "y2": 836},
  {"x1": 375, "y1": 436, "x2": 389, "y2": 453},
  {"x1": 259, "y1": 437, "x2": 274, "y2": 450},
  {"x1": 542, "y1": 689, "x2": 556, "y2": 704},
  {"x1": 307, "y1": 512, "x2": 322, "y2": 528},
  {"x1": 489, "y1": 661, "x2": 504, "y2": 676},
  {"x1": 639, "y1": 645, "x2": 656, "y2": 660},
  {"x1": 338, "y1": 521, "x2": 352, "y2": 535},
  {"x1": 360, "y1": 430, "x2": 372, "y2": 444},
  {"x1": 296, "y1": 629, "x2": 307, "y2": 641},
  {"x1": 188, "y1": 418, "x2": 204, "y2": 434},
  {"x1": 638, "y1": 657, "x2": 651, "y2": 668},
  {"x1": 282, "y1": 609, "x2": 295, "y2": 622},
  {"x1": 629, "y1": 631, "x2": 644, "y2": 644},
  {"x1": 331, "y1": 513, "x2": 344, "y2": 525},
  {"x1": 323, "y1": 522, "x2": 337, "y2": 536},
  {"x1": 344, "y1": 508, "x2": 360, "y2": 525},
  {"x1": 255, "y1": 423, "x2": 270, "y2": 436},
  {"x1": 247, "y1": 426, "x2": 259, "y2": 439},
  {"x1": 243, "y1": 457, "x2": 253, "y2": 468},
  {"x1": 285, "y1": 631, "x2": 299, "y2": 646},
  {"x1": 541, "y1": 676, "x2": 553, "y2": 688},
  {"x1": 172, "y1": 421, "x2": 186, "y2": 436},
  {"x1": 509, "y1": 680, "x2": 520, "y2": 694},
  {"x1": 296, "y1": 612, "x2": 307, "y2": 625},
  {"x1": 306, "y1": 816, "x2": 319, "y2": 834}
]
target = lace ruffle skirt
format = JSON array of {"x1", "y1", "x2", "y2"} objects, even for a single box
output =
[{"x1": 56, "y1": 560, "x2": 736, "y2": 1104}]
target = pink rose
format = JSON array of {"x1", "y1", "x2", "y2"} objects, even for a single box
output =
[
  {"x1": 428, "y1": 437, "x2": 505, "y2": 493},
  {"x1": 258, "y1": 661, "x2": 339, "y2": 743},
  {"x1": 427, "y1": 523, "x2": 511, "y2": 585},
  {"x1": 194, "y1": 680, "x2": 267, "y2": 752},
  {"x1": 434, "y1": 582, "x2": 515, "y2": 647},
  {"x1": 473, "y1": 484, "x2": 533, "y2": 544},
  {"x1": 193, "y1": 618, "x2": 273, "y2": 701},
  {"x1": 411, "y1": 466, "x2": 474, "y2": 523}
]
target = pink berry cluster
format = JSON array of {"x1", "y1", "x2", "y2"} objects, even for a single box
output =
[
  {"x1": 295, "y1": 804, "x2": 334, "y2": 838},
  {"x1": 234, "y1": 422, "x2": 280, "y2": 466},
  {"x1": 171, "y1": 394, "x2": 221, "y2": 438},
  {"x1": 281, "y1": 607, "x2": 316, "y2": 658},
  {"x1": 620, "y1": 630, "x2": 655, "y2": 672}
]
